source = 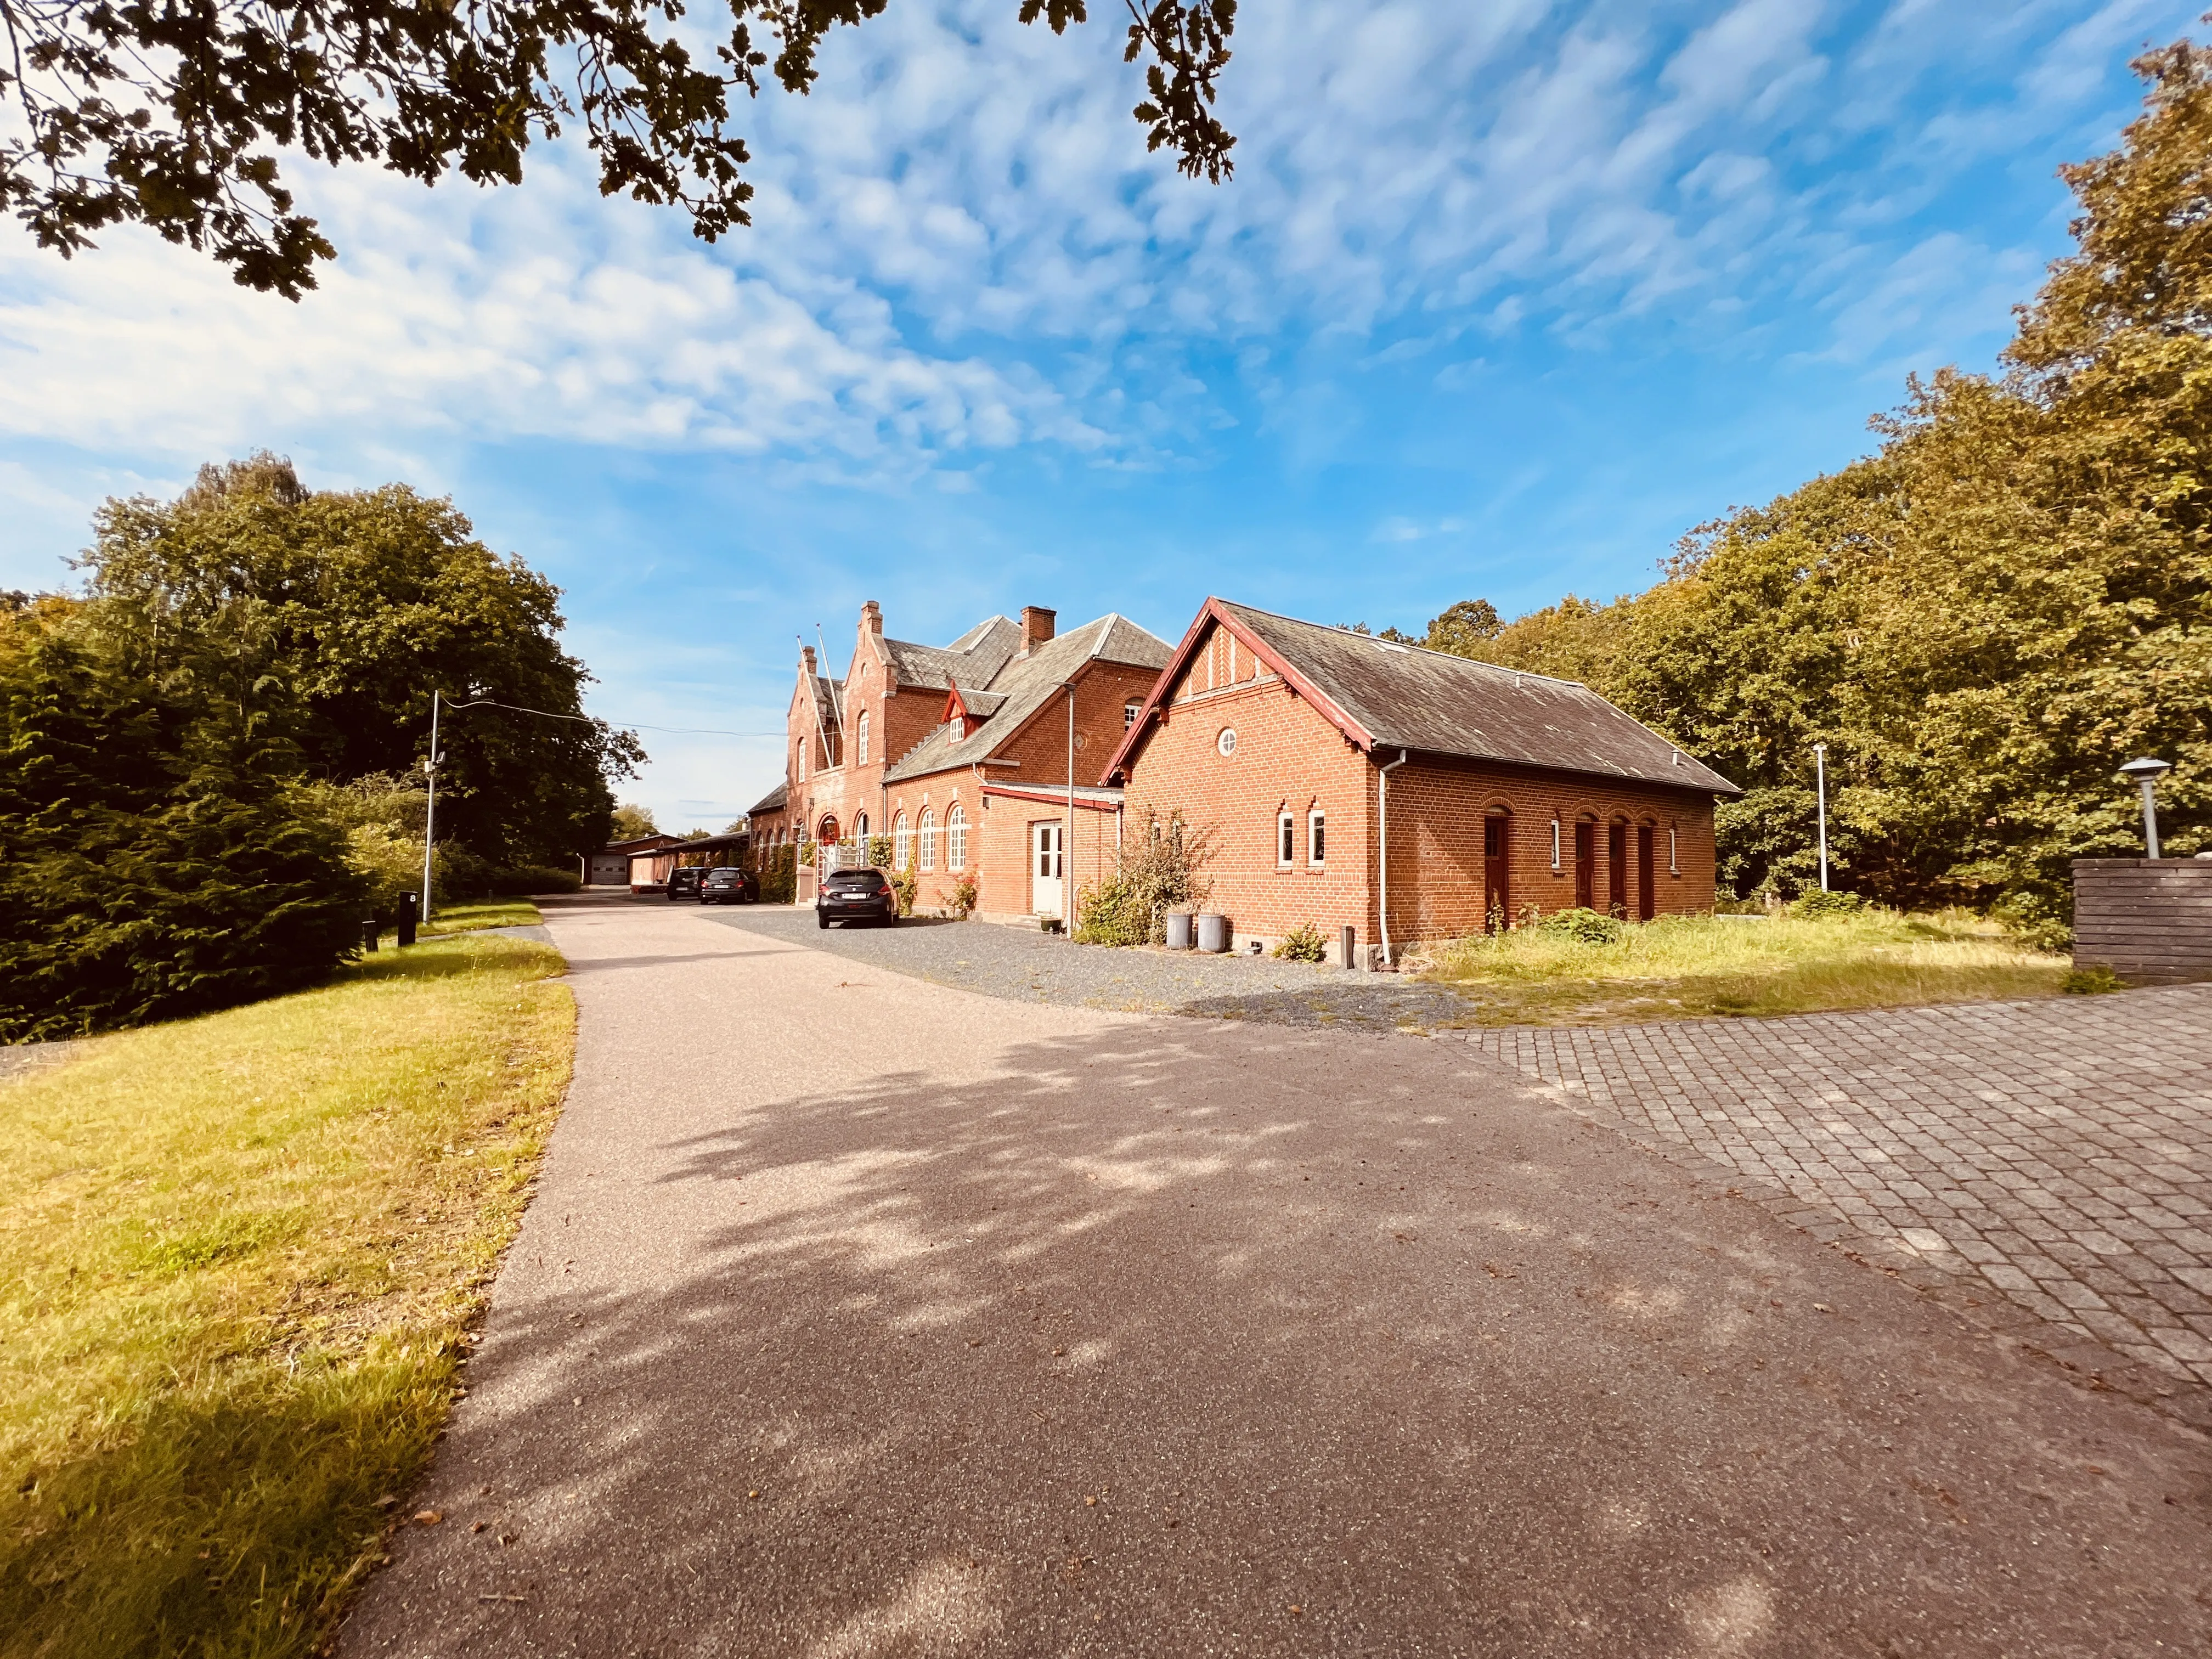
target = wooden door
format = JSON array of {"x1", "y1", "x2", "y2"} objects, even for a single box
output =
[
  {"x1": 1483, "y1": 815, "x2": 1510, "y2": 932},
  {"x1": 1637, "y1": 826, "x2": 1656, "y2": 921},
  {"x1": 1574, "y1": 821, "x2": 1595, "y2": 910},
  {"x1": 1607, "y1": 823, "x2": 1628, "y2": 918}
]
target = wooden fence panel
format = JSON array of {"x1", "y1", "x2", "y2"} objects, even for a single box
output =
[{"x1": 2072, "y1": 859, "x2": 2212, "y2": 980}]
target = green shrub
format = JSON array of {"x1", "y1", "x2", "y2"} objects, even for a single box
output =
[
  {"x1": 949, "y1": 873, "x2": 978, "y2": 919},
  {"x1": 756, "y1": 845, "x2": 797, "y2": 905},
  {"x1": 2060, "y1": 964, "x2": 2125, "y2": 995},
  {"x1": 1538, "y1": 907, "x2": 1626, "y2": 945},
  {"x1": 1792, "y1": 889, "x2": 1864, "y2": 918},
  {"x1": 1073, "y1": 811, "x2": 1212, "y2": 946},
  {"x1": 1274, "y1": 921, "x2": 1328, "y2": 962},
  {"x1": 867, "y1": 835, "x2": 893, "y2": 869},
  {"x1": 889, "y1": 865, "x2": 917, "y2": 916}
]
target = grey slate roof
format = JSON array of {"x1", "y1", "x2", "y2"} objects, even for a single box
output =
[
  {"x1": 884, "y1": 614, "x2": 1022, "y2": 691},
  {"x1": 1215, "y1": 601, "x2": 1739, "y2": 795},
  {"x1": 885, "y1": 613, "x2": 1172, "y2": 783},
  {"x1": 748, "y1": 781, "x2": 787, "y2": 815}
]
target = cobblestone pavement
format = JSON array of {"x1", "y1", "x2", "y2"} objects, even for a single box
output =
[
  {"x1": 693, "y1": 899, "x2": 1476, "y2": 1029},
  {"x1": 1470, "y1": 987, "x2": 2212, "y2": 1402}
]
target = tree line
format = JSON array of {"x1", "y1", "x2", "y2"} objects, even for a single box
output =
[
  {"x1": 1, "y1": 456, "x2": 639, "y2": 1038},
  {"x1": 1383, "y1": 40, "x2": 2212, "y2": 945}
]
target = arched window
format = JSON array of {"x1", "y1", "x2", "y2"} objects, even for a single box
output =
[
  {"x1": 918, "y1": 809, "x2": 938, "y2": 872},
  {"x1": 857, "y1": 711, "x2": 870, "y2": 765},
  {"x1": 854, "y1": 811, "x2": 868, "y2": 842},
  {"x1": 893, "y1": 813, "x2": 912, "y2": 872},
  {"x1": 946, "y1": 804, "x2": 967, "y2": 871}
]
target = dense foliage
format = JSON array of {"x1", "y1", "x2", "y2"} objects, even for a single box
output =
[
  {"x1": 1075, "y1": 812, "x2": 1211, "y2": 946},
  {"x1": 1407, "y1": 42, "x2": 2212, "y2": 935},
  {"x1": 2, "y1": 0, "x2": 1236, "y2": 298},
  {"x1": 0, "y1": 596, "x2": 367, "y2": 1040},
  {"x1": 84, "y1": 455, "x2": 640, "y2": 870}
]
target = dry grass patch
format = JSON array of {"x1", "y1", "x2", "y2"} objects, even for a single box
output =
[
  {"x1": 1418, "y1": 909, "x2": 2070, "y2": 1025},
  {"x1": 0, "y1": 933, "x2": 572, "y2": 1657}
]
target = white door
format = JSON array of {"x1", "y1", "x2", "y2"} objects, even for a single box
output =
[{"x1": 1031, "y1": 821, "x2": 1064, "y2": 917}]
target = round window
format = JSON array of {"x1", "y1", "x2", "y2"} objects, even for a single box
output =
[{"x1": 1217, "y1": 727, "x2": 1237, "y2": 758}]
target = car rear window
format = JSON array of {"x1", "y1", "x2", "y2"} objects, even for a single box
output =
[{"x1": 827, "y1": 871, "x2": 886, "y2": 888}]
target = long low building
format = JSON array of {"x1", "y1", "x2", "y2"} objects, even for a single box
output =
[{"x1": 749, "y1": 594, "x2": 1740, "y2": 961}]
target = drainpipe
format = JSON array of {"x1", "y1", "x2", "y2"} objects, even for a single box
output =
[
  {"x1": 1376, "y1": 747, "x2": 1408, "y2": 968},
  {"x1": 1064, "y1": 681, "x2": 1078, "y2": 938}
]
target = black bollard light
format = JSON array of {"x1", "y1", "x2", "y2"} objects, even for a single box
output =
[{"x1": 397, "y1": 895, "x2": 418, "y2": 948}]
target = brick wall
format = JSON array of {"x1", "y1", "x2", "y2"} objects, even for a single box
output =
[
  {"x1": 1121, "y1": 618, "x2": 1719, "y2": 956},
  {"x1": 975, "y1": 791, "x2": 1121, "y2": 923},
  {"x1": 2072, "y1": 859, "x2": 2212, "y2": 980}
]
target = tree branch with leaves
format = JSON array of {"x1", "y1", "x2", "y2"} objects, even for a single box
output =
[{"x1": 1, "y1": 0, "x2": 1235, "y2": 298}]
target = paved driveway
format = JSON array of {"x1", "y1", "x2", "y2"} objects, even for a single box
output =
[
  {"x1": 1472, "y1": 993, "x2": 2212, "y2": 1406},
  {"x1": 341, "y1": 897, "x2": 2212, "y2": 1656}
]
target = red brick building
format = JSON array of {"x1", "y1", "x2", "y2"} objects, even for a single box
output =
[
  {"x1": 1102, "y1": 599, "x2": 1739, "y2": 965},
  {"x1": 760, "y1": 600, "x2": 1170, "y2": 917}
]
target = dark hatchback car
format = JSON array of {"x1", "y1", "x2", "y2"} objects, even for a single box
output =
[
  {"x1": 700, "y1": 866, "x2": 757, "y2": 905},
  {"x1": 667, "y1": 866, "x2": 706, "y2": 901},
  {"x1": 816, "y1": 866, "x2": 899, "y2": 928}
]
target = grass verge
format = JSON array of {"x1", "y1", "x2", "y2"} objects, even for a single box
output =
[
  {"x1": 0, "y1": 933, "x2": 572, "y2": 1657},
  {"x1": 418, "y1": 898, "x2": 543, "y2": 936},
  {"x1": 1418, "y1": 909, "x2": 2070, "y2": 1025}
]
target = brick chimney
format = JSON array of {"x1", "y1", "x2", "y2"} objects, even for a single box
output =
[
  {"x1": 801, "y1": 645, "x2": 817, "y2": 675},
  {"x1": 1020, "y1": 606, "x2": 1057, "y2": 656},
  {"x1": 860, "y1": 600, "x2": 882, "y2": 636}
]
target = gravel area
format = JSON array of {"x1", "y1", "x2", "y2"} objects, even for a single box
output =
[{"x1": 691, "y1": 899, "x2": 1476, "y2": 1030}]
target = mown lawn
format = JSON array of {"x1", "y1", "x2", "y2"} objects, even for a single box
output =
[
  {"x1": 1418, "y1": 908, "x2": 2074, "y2": 1025},
  {"x1": 0, "y1": 934, "x2": 572, "y2": 1657},
  {"x1": 417, "y1": 898, "x2": 543, "y2": 936}
]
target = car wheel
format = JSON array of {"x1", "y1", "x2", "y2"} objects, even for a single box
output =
[{"x1": 816, "y1": 911, "x2": 828, "y2": 929}]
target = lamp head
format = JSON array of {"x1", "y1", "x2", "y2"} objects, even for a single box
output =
[{"x1": 2118, "y1": 757, "x2": 2172, "y2": 782}]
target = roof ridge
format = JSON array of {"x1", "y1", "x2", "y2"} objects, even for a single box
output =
[{"x1": 1217, "y1": 597, "x2": 1589, "y2": 692}]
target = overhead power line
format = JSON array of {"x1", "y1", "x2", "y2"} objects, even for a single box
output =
[{"x1": 443, "y1": 697, "x2": 782, "y2": 738}]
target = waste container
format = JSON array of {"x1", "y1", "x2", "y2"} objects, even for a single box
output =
[
  {"x1": 1197, "y1": 912, "x2": 1231, "y2": 953},
  {"x1": 360, "y1": 918, "x2": 380, "y2": 953},
  {"x1": 1165, "y1": 912, "x2": 1195, "y2": 950},
  {"x1": 397, "y1": 895, "x2": 417, "y2": 948}
]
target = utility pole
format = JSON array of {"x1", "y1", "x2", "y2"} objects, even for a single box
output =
[
  {"x1": 1813, "y1": 742, "x2": 1829, "y2": 893},
  {"x1": 420, "y1": 689, "x2": 442, "y2": 924}
]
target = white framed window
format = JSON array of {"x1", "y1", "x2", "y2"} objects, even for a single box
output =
[
  {"x1": 1308, "y1": 810, "x2": 1325, "y2": 867},
  {"x1": 1278, "y1": 812, "x2": 1295, "y2": 868},
  {"x1": 893, "y1": 813, "x2": 911, "y2": 872},
  {"x1": 856, "y1": 711, "x2": 870, "y2": 765},
  {"x1": 919, "y1": 808, "x2": 937, "y2": 871},
  {"x1": 1125, "y1": 698, "x2": 1141, "y2": 728},
  {"x1": 947, "y1": 804, "x2": 967, "y2": 870},
  {"x1": 1217, "y1": 727, "x2": 1237, "y2": 758},
  {"x1": 854, "y1": 811, "x2": 868, "y2": 842},
  {"x1": 1550, "y1": 816, "x2": 1562, "y2": 872},
  {"x1": 1669, "y1": 826, "x2": 1679, "y2": 876}
]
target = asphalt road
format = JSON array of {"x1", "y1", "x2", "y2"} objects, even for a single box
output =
[{"x1": 340, "y1": 895, "x2": 2212, "y2": 1657}]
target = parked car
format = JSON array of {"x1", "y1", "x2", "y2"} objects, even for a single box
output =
[
  {"x1": 700, "y1": 866, "x2": 757, "y2": 905},
  {"x1": 667, "y1": 866, "x2": 706, "y2": 901},
  {"x1": 816, "y1": 866, "x2": 899, "y2": 928}
]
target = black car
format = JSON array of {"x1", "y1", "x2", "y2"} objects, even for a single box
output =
[
  {"x1": 816, "y1": 866, "x2": 898, "y2": 928},
  {"x1": 700, "y1": 866, "x2": 757, "y2": 905},
  {"x1": 667, "y1": 866, "x2": 706, "y2": 901}
]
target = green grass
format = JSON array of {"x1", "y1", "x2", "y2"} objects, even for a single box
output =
[
  {"x1": 418, "y1": 898, "x2": 541, "y2": 936},
  {"x1": 1418, "y1": 908, "x2": 2072, "y2": 1025},
  {"x1": 0, "y1": 934, "x2": 573, "y2": 1657}
]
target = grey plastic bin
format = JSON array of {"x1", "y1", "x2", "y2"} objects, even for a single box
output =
[
  {"x1": 1165, "y1": 912, "x2": 1195, "y2": 950},
  {"x1": 1197, "y1": 913, "x2": 1231, "y2": 953}
]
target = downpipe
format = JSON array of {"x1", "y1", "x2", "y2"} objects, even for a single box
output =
[{"x1": 1377, "y1": 747, "x2": 1408, "y2": 969}]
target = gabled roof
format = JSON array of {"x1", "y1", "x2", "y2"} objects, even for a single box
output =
[
  {"x1": 603, "y1": 834, "x2": 685, "y2": 854},
  {"x1": 885, "y1": 613, "x2": 1173, "y2": 783},
  {"x1": 884, "y1": 614, "x2": 1022, "y2": 691},
  {"x1": 1106, "y1": 598, "x2": 1739, "y2": 795},
  {"x1": 748, "y1": 781, "x2": 788, "y2": 815}
]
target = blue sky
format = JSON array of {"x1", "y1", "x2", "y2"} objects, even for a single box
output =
[{"x1": 0, "y1": 0, "x2": 2198, "y2": 827}]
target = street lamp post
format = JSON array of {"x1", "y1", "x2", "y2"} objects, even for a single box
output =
[
  {"x1": 2118, "y1": 757, "x2": 2172, "y2": 860},
  {"x1": 1813, "y1": 742, "x2": 1829, "y2": 893},
  {"x1": 420, "y1": 689, "x2": 443, "y2": 924}
]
